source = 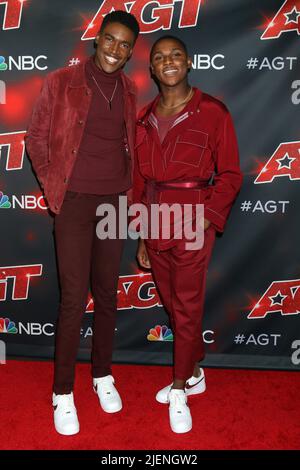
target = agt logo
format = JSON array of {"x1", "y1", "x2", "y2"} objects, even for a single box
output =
[
  {"x1": 261, "y1": 0, "x2": 300, "y2": 40},
  {"x1": 234, "y1": 333, "x2": 281, "y2": 346},
  {"x1": 0, "y1": 191, "x2": 48, "y2": 210},
  {"x1": 0, "y1": 265, "x2": 43, "y2": 301},
  {"x1": 254, "y1": 141, "x2": 300, "y2": 184},
  {"x1": 86, "y1": 273, "x2": 162, "y2": 311},
  {"x1": 0, "y1": 0, "x2": 26, "y2": 31},
  {"x1": 0, "y1": 131, "x2": 26, "y2": 171},
  {"x1": 82, "y1": 0, "x2": 203, "y2": 39},
  {"x1": 0, "y1": 55, "x2": 48, "y2": 71},
  {"x1": 247, "y1": 279, "x2": 300, "y2": 319}
]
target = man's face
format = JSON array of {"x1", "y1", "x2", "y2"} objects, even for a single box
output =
[
  {"x1": 95, "y1": 22, "x2": 135, "y2": 73},
  {"x1": 150, "y1": 38, "x2": 191, "y2": 87}
]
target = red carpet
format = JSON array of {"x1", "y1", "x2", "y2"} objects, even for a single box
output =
[{"x1": 0, "y1": 360, "x2": 299, "y2": 450}]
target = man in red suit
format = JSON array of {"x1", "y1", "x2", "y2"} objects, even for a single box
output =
[
  {"x1": 134, "y1": 35, "x2": 243, "y2": 434},
  {"x1": 26, "y1": 11, "x2": 139, "y2": 436}
]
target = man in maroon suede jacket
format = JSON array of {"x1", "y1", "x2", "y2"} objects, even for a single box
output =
[{"x1": 25, "y1": 10, "x2": 139, "y2": 436}]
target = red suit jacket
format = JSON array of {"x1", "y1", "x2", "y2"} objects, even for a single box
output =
[
  {"x1": 132, "y1": 88, "x2": 243, "y2": 250},
  {"x1": 25, "y1": 58, "x2": 137, "y2": 214}
]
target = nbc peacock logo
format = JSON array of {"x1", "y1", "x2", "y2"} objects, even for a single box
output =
[
  {"x1": 0, "y1": 191, "x2": 11, "y2": 209},
  {"x1": 147, "y1": 325, "x2": 173, "y2": 342},
  {"x1": 0, "y1": 318, "x2": 18, "y2": 334},
  {"x1": 0, "y1": 56, "x2": 7, "y2": 71}
]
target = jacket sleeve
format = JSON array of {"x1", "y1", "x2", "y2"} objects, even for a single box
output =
[
  {"x1": 204, "y1": 111, "x2": 243, "y2": 232},
  {"x1": 25, "y1": 75, "x2": 53, "y2": 189}
]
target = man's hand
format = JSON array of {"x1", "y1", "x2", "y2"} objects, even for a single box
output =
[
  {"x1": 137, "y1": 238, "x2": 151, "y2": 269},
  {"x1": 204, "y1": 218, "x2": 211, "y2": 230}
]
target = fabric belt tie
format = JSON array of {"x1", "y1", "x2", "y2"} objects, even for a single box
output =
[{"x1": 145, "y1": 178, "x2": 209, "y2": 204}]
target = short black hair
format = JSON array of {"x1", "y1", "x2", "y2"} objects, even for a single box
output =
[
  {"x1": 150, "y1": 35, "x2": 188, "y2": 60},
  {"x1": 100, "y1": 10, "x2": 140, "y2": 41}
]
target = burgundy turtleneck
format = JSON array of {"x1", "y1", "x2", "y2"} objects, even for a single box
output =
[{"x1": 67, "y1": 56, "x2": 131, "y2": 195}]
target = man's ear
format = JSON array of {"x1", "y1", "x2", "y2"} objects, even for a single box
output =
[
  {"x1": 187, "y1": 56, "x2": 192, "y2": 70},
  {"x1": 95, "y1": 34, "x2": 100, "y2": 45}
]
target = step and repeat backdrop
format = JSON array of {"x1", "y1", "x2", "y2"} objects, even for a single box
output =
[{"x1": 0, "y1": 0, "x2": 299, "y2": 370}]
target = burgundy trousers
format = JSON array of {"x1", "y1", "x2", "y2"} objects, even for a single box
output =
[
  {"x1": 53, "y1": 191, "x2": 124, "y2": 394},
  {"x1": 146, "y1": 226, "x2": 216, "y2": 382}
]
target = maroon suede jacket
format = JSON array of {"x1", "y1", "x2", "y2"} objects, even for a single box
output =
[{"x1": 25, "y1": 58, "x2": 137, "y2": 214}]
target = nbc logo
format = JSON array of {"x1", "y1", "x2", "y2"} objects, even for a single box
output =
[
  {"x1": 0, "y1": 191, "x2": 11, "y2": 208},
  {"x1": 147, "y1": 325, "x2": 173, "y2": 342},
  {"x1": 0, "y1": 55, "x2": 48, "y2": 71},
  {"x1": 0, "y1": 318, "x2": 17, "y2": 334},
  {"x1": 0, "y1": 56, "x2": 7, "y2": 71},
  {"x1": 0, "y1": 191, "x2": 48, "y2": 210}
]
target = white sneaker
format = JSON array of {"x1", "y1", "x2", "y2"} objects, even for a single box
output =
[
  {"x1": 156, "y1": 368, "x2": 206, "y2": 404},
  {"x1": 52, "y1": 392, "x2": 80, "y2": 436},
  {"x1": 93, "y1": 375, "x2": 122, "y2": 413},
  {"x1": 168, "y1": 389, "x2": 192, "y2": 434}
]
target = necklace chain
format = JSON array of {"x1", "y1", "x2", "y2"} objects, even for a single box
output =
[
  {"x1": 160, "y1": 86, "x2": 193, "y2": 109},
  {"x1": 90, "y1": 73, "x2": 118, "y2": 110}
]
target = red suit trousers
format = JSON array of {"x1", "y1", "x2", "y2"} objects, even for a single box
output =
[{"x1": 146, "y1": 226, "x2": 216, "y2": 381}]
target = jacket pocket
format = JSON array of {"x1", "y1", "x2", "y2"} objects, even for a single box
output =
[{"x1": 170, "y1": 129, "x2": 208, "y2": 167}]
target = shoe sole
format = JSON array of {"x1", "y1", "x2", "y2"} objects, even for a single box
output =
[
  {"x1": 54, "y1": 424, "x2": 80, "y2": 436},
  {"x1": 156, "y1": 379, "x2": 206, "y2": 404},
  {"x1": 100, "y1": 404, "x2": 123, "y2": 413},
  {"x1": 170, "y1": 423, "x2": 193, "y2": 434}
]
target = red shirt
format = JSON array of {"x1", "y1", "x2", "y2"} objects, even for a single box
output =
[
  {"x1": 155, "y1": 109, "x2": 181, "y2": 143},
  {"x1": 68, "y1": 56, "x2": 131, "y2": 195}
]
